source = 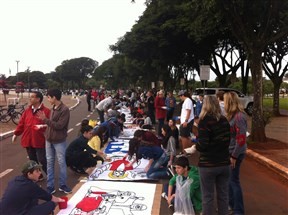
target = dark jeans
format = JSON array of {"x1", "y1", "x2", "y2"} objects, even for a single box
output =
[
  {"x1": 66, "y1": 151, "x2": 103, "y2": 169},
  {"x1": 87, "y1": 100, "x2": 91, "y2": 111},
  {"x1": 157, "y1": 118, "x2": 165, "y2": 137},
  {"x1": 146, "y1": 152, "x2": 169, "y2": 179},
  {"x1": 199, "y1": 165, "x2": 230, "y2": 215},
  {"x1": 229, "y1": 153, "x2": 245, "y2": 215},
  {"x1": 148, "y1": 110, "x2": 155, "y2": 124},
  {"x1": 97, "y1": 108, "x2": 105, "y2": 123},
  {"x1": 27, "y1": 201, "x2": 55, "y2": 215},
  {"x1": 166, "y1": 108, "x2": 175, "y2": 121},
  {"x1": 26, "y1": 147, "x2": 47, "y2": 174}
]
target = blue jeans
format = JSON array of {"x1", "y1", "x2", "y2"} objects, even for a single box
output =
[
  {"x1": 199, "y1": 165, "x2": 230, "y2": 215},
  {"x1": 146, "y1": 153, "x2": 169, "y2": 179},
  {"x1": 46, "y1": 141, "x2": 68, "y2": 188},
  {"x1": 229, "y1": 153, "x2": 245, "y2": 215}
]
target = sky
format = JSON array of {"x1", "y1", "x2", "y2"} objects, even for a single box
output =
[{"x1": 0, "y1": 0, "x2": 147, "y2": 77}]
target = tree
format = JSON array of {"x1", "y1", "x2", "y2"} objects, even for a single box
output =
[{"x1": 262, "y1": 37, "x2": 288, "y2": 116}]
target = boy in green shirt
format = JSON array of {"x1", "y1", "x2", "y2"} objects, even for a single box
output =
[{"x1": 167, "y1": 156, "x2": 202, "y2": 214}]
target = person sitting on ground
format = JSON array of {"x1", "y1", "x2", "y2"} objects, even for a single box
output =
[
  {"x1": 166, "y1": 156, "x2": 202, "y2": 215},
  {"x1": 168, "y1": 119, "x2": 179, "y2": 149},
  {"x1": 66, "y1": 125, "x2": 107, "y2": 175},
  {"x1": 0, "y1": 160, "x2": 64, "y2": 215},
  {"x1": 126, "y1": 138, "x2": 169, "y2": 179},
  {"x1": 161, "y1": 124, "x2": 177, "y2": 167},
  {"x1": 141, "y1": 111, "x2": 153, "y2": 129},
  {"x1": 88, "y1": 126, "x2": 108, "y2": 162}
]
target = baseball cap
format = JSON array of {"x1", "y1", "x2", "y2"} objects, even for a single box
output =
[
  {"x1": 22, "y1": 160, "x2": 42, "y2": 174},
  {"x1": 178, "y1": 90, "x2": 185, "y2": 96}
]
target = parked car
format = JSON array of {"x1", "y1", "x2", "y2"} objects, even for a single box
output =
[{"x1": 192, "y1": 88, "x2": 254, "y2": 115}]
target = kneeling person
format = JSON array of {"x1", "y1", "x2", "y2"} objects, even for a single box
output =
[
  {"x1": 0, "y1": 160, "x2": 63, "y2": 215},
  {"x1": 66, "y1": 125, "x2": 106, "y2": 175}
]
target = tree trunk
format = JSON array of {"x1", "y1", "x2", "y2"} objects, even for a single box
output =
[{"x1": 248, "y1": 50, "x2": 267, "y2": 142}]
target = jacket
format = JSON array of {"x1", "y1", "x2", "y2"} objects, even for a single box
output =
[
  {"x1": 154, "y1": 96, "x2": 166, "y2": 119},
  {"x1": 0, "y1": 175, "x2": 53, "y2": 215},
  {"x1": 14, "y1": 104, "x2": 50, "y2": 148},
  {"x1": 44, "y1": 102, "x2": 70, "y2": 144},
  {"x1": 169, "y1": 166, "x2": 202, "y2": 213}
]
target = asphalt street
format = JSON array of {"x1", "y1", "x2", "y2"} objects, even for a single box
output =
[{"x1": 0, "y1": 98, "x2": 287, "y2": 214}]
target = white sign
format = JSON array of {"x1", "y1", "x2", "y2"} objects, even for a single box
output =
[
  {"x1": 200, "y1": 65, "x2": 210, "y2": 80},
  {"x1": 180, "y1": 78, "x2": 185, "y2": 86},
  {"x1": 151, "y1": 82, "x2": 155, "y2": 88}
]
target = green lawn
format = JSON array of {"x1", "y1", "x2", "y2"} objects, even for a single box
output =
[{"x1": 263, "y1": 97, "x2": 288, "y2": 110}]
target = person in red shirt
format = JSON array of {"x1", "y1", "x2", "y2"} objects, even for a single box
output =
[
  {"x1": 12, "y1": 91, "x2": 50, "y2": 180},
  {"x1": 154, "y1": 90, "x2": 167, "y2": 136}
]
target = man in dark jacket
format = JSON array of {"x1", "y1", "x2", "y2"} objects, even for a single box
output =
[
  {"x1": 66, "y1": 125, "x2": 106, "y2": 175},
  {"x1": 0, "y1": 160, "x2": 63, "y2": 215}
]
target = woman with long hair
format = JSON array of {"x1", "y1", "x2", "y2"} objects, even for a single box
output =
[
  {"x1": 195, "y1": 95, "x2": 231, "y2": 215},
  {"x1": 161, "y1": 124, "x2": 176, "y2": 167},
  {"x1": 224, "y1": 92, "x2": 247, "y2": 215}
]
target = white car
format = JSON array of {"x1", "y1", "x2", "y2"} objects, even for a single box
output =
[{"x1": 192, "y1": 88, "x2": 254, "y2": 115}]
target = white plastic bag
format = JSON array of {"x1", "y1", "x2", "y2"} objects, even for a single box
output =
[{"x1": 174, "y1": 176, "x2": 195, "y2": 215}]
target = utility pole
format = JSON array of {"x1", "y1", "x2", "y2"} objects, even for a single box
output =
[{"x1": 16, "y1": 60, "x2": 20, "y2": 82}]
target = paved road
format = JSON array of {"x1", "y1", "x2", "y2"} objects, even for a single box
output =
[{"x1": 0, "y1": 98, "x2": 287, "y2": 214}]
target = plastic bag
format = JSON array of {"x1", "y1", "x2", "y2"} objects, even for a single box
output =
[{"x1": 174, "y1": 176, "x2": 195, "y2": 215}]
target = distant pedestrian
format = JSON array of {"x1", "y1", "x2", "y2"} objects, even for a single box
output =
[
  {"x1": 0, "y1": 160, "x2": 63, "y2": 215},
  {"x1": 146, "y1": 90, "x2": 155, "y2": 124},
  {"x1": 154, "y1": 90, "x2": 167, "y2": 136},
  {"x1": 178, "y1": 90, "x2": 194, "y2": 152},
  {"x1": 37, "y1": 88, "x2": 72, "y2": 194},
  {"x1": 165, "y1": 91, "x2": 176, "y2": 121},
  {"x1": 86, "y1": 89, "x2": 92, "y2": 112},
  {"x1": 12, "y1": 91, "x2": 50, "y2": 181},
  {"x1": 195, "y1": 94, "x2": 204, "y2": 117}
]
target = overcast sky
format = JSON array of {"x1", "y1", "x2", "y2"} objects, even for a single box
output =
[{"x1": 0, "y1": 0, "x2": 146, "y2": 77}]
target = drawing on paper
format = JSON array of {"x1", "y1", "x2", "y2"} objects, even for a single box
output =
[
  {"x1": 69, "y1": 186, "x2": 147, "y2": 215},
  {"x1": 89, "y1": 156, "x2": 148, "y2": 181}
]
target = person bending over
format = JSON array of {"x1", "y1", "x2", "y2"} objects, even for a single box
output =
[{"x1": 66, "y1": 125, "x2": 106, "y2": 175}]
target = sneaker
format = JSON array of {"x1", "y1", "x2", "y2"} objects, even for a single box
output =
[
  {"x1": 47, "y1": 186, "x2": 56, "y2": 194},
  {"x1": 59, "y1": 185, "x2": 72, "y2": 194}
]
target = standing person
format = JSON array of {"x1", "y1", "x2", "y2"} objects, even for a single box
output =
[
  {"x1": 195, "y1": 95, "x2": 231, "y2": 215},
  {"x1": 224, "y1": 92, "x2": 247, "y2": 215},
  {"x1": 216, "y1": 90, "x2": 226, "y2": 116},
  {"x1": 166, "y1": 156, "x2": 202, "y2": 215},
  {"x1": 12, "y1": 91, "x2": 50, "y2": 180},
  {"x1": 37, "y1": 89, "x2": 71, "y2": 194},
  {"x1": 195, "y1": 94, "x2": 204, "y2": 117},
  {"x1": 178, "y1": 90, "x2": 194, "y2": 152},
  {"x1": 146, "y1": 90, "x2": 155, "y2": 124},
  {"x1": 66, "y1": 125, "x2": 106, "y2": 175},
  {"x1": 96, "y1": 95, "x2": 113, "y2": 123},
  {"x1": 86, "y1": 89, "x2": 92, "y2": 112},
  {"x1": 0, "y1": 160, "x2": 63, "y2": 215},
  {"x1": 165, "y1": 91, "x2": 176, "y2": 121},
  {"x1": 154, "y1": 90, "x2": 167, "y2": 136}
]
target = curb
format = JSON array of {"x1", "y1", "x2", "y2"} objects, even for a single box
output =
[
  {"x1": 246, "y1": 149, "x2": 288, "y2": 181},
  {"x1": 0, "y1": 97, "x2": 81, "y2": 141}
]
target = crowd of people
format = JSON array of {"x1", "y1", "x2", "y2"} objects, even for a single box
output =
[{"x1": 0, "y1": 87, "x2": 247, "y2": 215}]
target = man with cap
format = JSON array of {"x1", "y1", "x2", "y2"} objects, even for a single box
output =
[
  {"x1": 178, "y1": 90, "x2": 195, "y2": 152},
  {"x1": 0, "y1": 160, "x2": 64, "y2": 215}
]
